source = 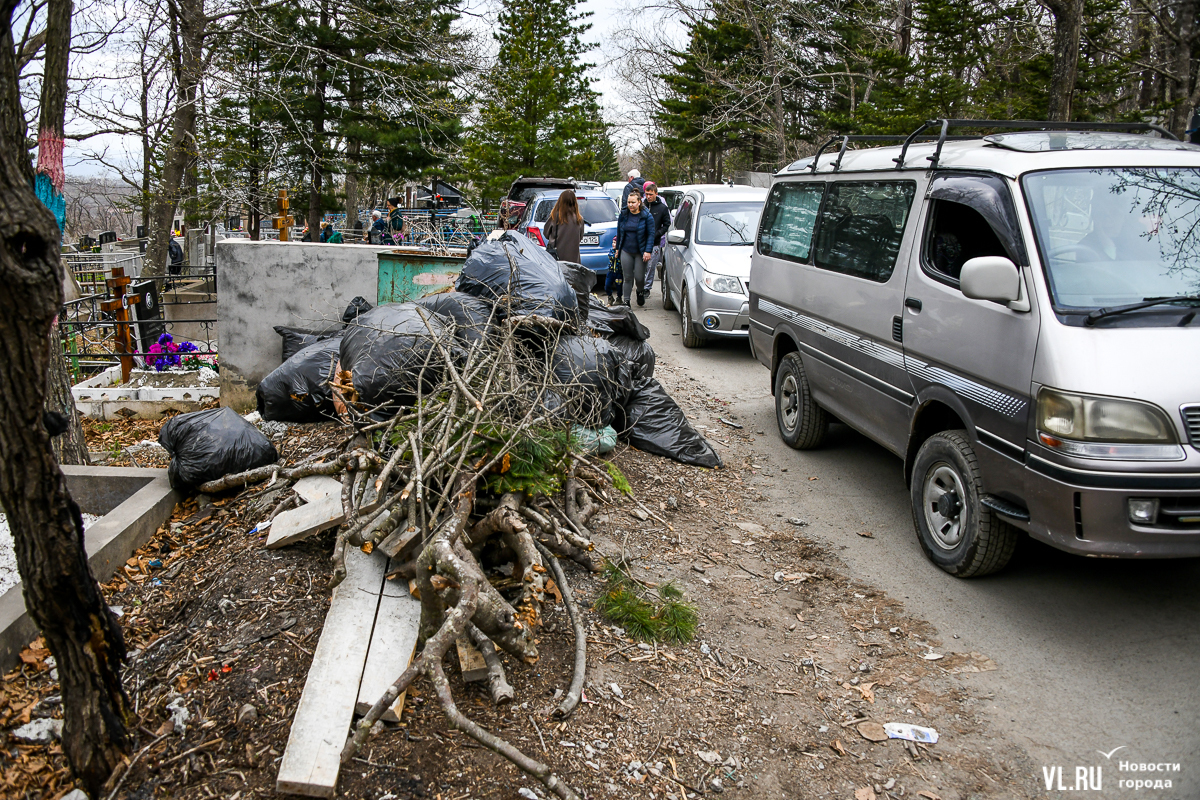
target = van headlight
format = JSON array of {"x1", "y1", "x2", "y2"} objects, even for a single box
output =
[
  {"x1": 1036, "y1": 388, "x2": 1184, "y2": 460},
  {"x1": 702, "y1": 271, "x2": 744, "y2": 295}
]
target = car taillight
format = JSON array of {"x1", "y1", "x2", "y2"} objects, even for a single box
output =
[{"x1": 527, "y1": 227, "x2": 545, "y2": 246}]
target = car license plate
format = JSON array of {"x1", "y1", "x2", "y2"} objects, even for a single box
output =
[{"x1": 581, "y1": 234, "x2": 599, "y2": 246}]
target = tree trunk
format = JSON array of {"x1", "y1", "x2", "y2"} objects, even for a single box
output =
[
  {"x1": 308, "y1": 0, "x2": 329, "y2": 238},
  {"x1": 740, "y1": 0, "x2": 787, "y2": 165},
  {"x1": 0, "y1": 5, "x2": 133, "y2": 796},
  {"x1": 144, "y1": 0, "x2": 204, "y2": 277},
  {"x1": 1168, "y1": 0, "x2": 1198, "y2": 135},
  {"x1": 1044, "y1": 0, "x2": 1083, "y2": 120},
  {"x1": 48, "y1": 319, "x2": 87, "y2": 465},
  {"x1": 34, "y1": 0, "x2": 86, "y2": 465}
]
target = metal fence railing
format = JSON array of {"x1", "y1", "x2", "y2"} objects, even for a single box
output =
[{"x1": 59, "y1": 264, "x2": 218, "y2": 381}]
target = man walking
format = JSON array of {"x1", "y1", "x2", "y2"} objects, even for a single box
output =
[
  {"x1": 621, "y1": 169, "x2": 646, "y2": 206},
  {"x1": 643, "y1": 182, "x2": 670, "y2": 295}
]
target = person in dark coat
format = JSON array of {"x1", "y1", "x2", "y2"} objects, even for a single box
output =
[
  {"x1": 609, "y1": 189, "x2": 654, "y2": 306},
  {"x1": 386, "y1": 197, "x2": 405, "y2": 244},
  {"x1": 620, "y1": 169, "x2": 647, "y2": 206},
  {"x1": 643, "y1": 181, "x2": 671, "y2": 293},
  {"x1": 543, "y1": 190, "x2": 584, "y2": 264},
  {"x1": 369, "y1": 210, "x2": 387, "y2": 243}
]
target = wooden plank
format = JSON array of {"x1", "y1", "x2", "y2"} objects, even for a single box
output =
[
  {"x1": 455, "y1": 636, "x2": 488, "y2": 683},
  {"x1": 276, "y1": 547, "x2": 384, "y2": 797},
  {"x1": 355, "y1": 570, "x2": 421, "y2": 722},
  {"x1": 265, "y1": 495, "x2": 344, "y2": 549},
  {"x1": 293, "y1": 475, "x2": 342, "y2": 504},
  {"x1": 377, "y1": 523, "x2": 421, "y2": 559}
]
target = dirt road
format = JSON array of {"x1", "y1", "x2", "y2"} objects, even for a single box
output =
[{"x1": 639, "y1": 286, "x2": 1200, "y2": 799}]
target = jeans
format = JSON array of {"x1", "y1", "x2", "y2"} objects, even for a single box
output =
[{"x1": 621, "y1": 250, "x2": 646, "y2": 303}]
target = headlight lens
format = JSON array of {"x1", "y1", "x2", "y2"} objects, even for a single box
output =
[
  {"x1": 1036, "y1": 388, "x2": 1183, "y2": 460},
  {"x1": 702, "y1": 271, "x2": 744, "y2": 295}
]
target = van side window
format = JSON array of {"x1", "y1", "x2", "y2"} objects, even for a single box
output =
[
  {"x1": 813, "y1": 181, "x2": 916, "y2": 282},
  {"x1": 921, "y1": 174, "x2": 1028, "y2": 285},
  {"x1": 757, "y1": 183, "x2": 824, "y2": 262}
]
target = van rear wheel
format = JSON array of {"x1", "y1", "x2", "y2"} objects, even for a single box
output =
[
  {"x1": 774, "y1": 352, "x2": 827, "y2": 449},
  {"x1": 910, "y1": 430, "x2": 1017, "y2": 577}
]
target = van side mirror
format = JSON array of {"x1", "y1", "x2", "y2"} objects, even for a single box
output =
[
  {"x1": 961, "y1": 256, "x2": 1020, "y2": 304},
  {"x1": 667, "y1": 229, "x2": 686, "y2": 245}
]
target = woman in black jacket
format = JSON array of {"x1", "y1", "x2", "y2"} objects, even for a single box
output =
[{"x1": 608, "y1": 190, "x2": 654, "y2": 306}]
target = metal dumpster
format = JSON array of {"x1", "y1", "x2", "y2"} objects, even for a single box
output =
[{"x1": 376, "y1": 248, "x2": 467, "y2": 304}]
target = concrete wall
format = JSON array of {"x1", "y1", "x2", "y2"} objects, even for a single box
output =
[{"x1": 216, "y1": 240, "x2": 393, "y2": 411}]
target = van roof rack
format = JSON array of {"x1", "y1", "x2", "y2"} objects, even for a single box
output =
[{"x1": 807, "y1": 118, "x2": 1178, "y2": 173}]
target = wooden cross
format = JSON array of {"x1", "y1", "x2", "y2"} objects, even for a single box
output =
[
  {"x1": 272, "y1": 189, "x2": 295, "y2": 241},
  {"x1": 99, "y1": 266, "x2": 140, "y2": 383}
]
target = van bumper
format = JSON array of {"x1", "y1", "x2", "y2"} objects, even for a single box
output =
[{"x1": 1023, "y1": 454, "x2": 1200, "y2": 557}]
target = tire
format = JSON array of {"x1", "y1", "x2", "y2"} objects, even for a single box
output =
[
  {"x1": 680, "y1": 286, "x2": 704, "y2": 348},
  {"x1": 773, "y1": 352, "x2": 827, "y2": 449},
  {"x1": 909, "y1": 430, "x2": 1018, "y2": 578},
  {"x1": 662, "y1": 272, "x2": 675, "y2": 310}
]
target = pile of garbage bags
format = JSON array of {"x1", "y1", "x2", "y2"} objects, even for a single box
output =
[{"x1": 248, "y1": 232, "x2": 722, "y2": 469}]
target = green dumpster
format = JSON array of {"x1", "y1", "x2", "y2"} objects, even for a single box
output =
[{"x1": 376, "y1": 248, "x2": 466, "y2": 304}]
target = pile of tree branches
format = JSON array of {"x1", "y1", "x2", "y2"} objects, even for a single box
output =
[{"x1": 195, "y1": 282, "x2": 643, "y2": 799}]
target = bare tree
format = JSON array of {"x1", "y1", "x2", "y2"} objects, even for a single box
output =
[{"x1": 0, "y1": 4, "x2": 133, "y2": 798}]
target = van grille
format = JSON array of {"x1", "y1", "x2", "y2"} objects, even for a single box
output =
[{"x1": 1183, "y1": 405, "x2": 1200, "y2": 448}]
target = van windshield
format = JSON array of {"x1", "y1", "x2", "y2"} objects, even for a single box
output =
[
  {"x1": 1023, "y1": 168, "x2": 1200, "y2": 312},
  {"x1": 696, "y1": 202, "x2": 763, "y2": 245}
]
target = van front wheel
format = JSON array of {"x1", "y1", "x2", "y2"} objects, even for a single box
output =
[
  {"x1": 774, "y1": 352, "x2": 827, "y2": 449},
  {"x1": 910, "y1": 431, "x2": 1017, "y2": 577}
]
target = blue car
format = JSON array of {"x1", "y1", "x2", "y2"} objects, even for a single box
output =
[{"x1": 516, "y1": 189, "x2": 619, "y2": 276}]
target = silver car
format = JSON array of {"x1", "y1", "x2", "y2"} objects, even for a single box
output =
[{"x1": 662, "y1": 185, "x2": 767, "y2": 347}]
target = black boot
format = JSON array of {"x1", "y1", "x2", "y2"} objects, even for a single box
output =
[{"x1": 636, "y1": 290, "x2": 645, "y2": 307}]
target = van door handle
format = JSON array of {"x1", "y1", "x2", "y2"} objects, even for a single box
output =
[{"x1": 905, "y1": 297, "x2": 923, "y2": 311}]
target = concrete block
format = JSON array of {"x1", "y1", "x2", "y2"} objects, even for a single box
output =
[{"x1": 0, "y1": 467, "x2": 179, "y2": 673}]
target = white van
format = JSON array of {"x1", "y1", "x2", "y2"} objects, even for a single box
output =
[{"x1": 748, "y1": 120, "x2": 1200, "y2": 576}]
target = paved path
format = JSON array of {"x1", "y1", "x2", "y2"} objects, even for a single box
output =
[{"x1": 636, "y1": 287, "x2": 1200, "y2": 798}]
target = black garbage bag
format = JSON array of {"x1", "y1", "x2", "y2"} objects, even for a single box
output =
[
  {"x1": 414, "y1": 292, "x2": 496, "y2": 350},
  {"x1": 585, "y1": 295, "x2": 650, "y2": 340},
  {"x1": 622, "y1": 377, "x2": 723, "y2": 469},
  {"x1": 257, "y1": 337, "x2": 341, "y2": 423},
  {"x1": 550, "y1": 335, "x2": 632, "y2": 428},
  {"x1": 454, "y1": 231, "x2": 578, "y2": 322},
  {"x1": 342, "y1": 296, "x2": 373, "y2": 324},
  {"x1": 608, "y1": 334, "x2": 655, "y2": 382},
  {"x1": 339, "y1": 303, "x2": 454, "y2": 410},
  {"x1": 558, "y1": 261, "x2": 594, "y2": 322},
  {"x1": 274, "y1": 325, "x2": 341, "y2": 362},
  {"x1": 159, "y1": 407, "x2": 279, "y2": 490}
]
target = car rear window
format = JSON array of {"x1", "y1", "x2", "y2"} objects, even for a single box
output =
[{"x1": 580, "y1": 197, "x2": 618, "y2": 224}]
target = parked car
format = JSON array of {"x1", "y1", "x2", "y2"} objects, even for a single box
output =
[
  {"x1": 516, "y1": 189, "x2": 620, "y2": 276},
  {"x1": 602, "y1": 181, "x2": 625, "y2": 203},
  {"x1": 506, "y1": 176, "x2": 576, "y2": 206},
  {"x1": 657, "y1": 186, "x2": 690, "y2": 215},
  {"x1": 748, "y1": 120, "x2": 1200, "y2": 577},
  {"x1": 662, "y1": 185, "x2": 768, "y2": 347}
]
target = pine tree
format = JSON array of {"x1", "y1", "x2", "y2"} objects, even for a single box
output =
[{"x1": 461, "y1": 0, "x2": 612, "y2": 198}]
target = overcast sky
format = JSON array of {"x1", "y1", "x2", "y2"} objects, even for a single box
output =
[{"x1": 62, "y1": 0, "x2": 687, "y2": 179}]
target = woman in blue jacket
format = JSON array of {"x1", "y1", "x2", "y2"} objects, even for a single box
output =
[{"x1": 607, "y1": 190, "x2": 654, "y2": 306}]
